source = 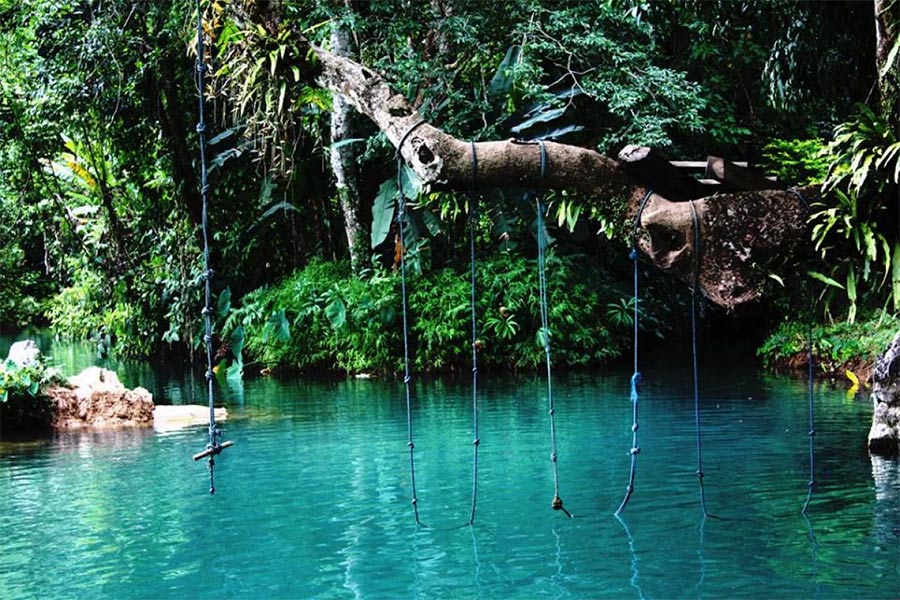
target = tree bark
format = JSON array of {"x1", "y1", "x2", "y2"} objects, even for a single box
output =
[
  {"x1": 329, "y1": 21, "x2": 365, "y2": 273},
  {"x1": 874, "y1": 0, "x2": 899, "y2": 124},
  {"x1": 296, "y1": 38, "x2": 815, "y2": 311}
]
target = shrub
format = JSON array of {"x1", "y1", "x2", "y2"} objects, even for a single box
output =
[
  {"x1": 230, "y1": 254, "x2": 632, "y2": 374},
  {"x1": 0, "y1": 354, "x2": 64, "y2": 432}
]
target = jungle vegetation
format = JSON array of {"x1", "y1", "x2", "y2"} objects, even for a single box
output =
[{"x1": 0, "y1": 0, "x2": 897, "y2": 375}]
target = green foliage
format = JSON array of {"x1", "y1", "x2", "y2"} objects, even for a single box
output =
[
  {"x1": 231, "y1": 254, "x2": 632, "y2": 374},
  {"x1": 758, "y1": 310, "x2": 900, "y2": 375},
  {"x1": 0, "y1": 353, "x2": 64, "y2": 431},
  {"x1": 810, "y1": 105, "x2": 900, "y2": 321},
  {"x1": 759, "y1": 138, "x2": 830, "y2": 186}
]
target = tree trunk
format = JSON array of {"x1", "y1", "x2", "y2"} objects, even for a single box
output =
[
  {"x1": 304, "y1": 41, "x2": 817, "y2": 311},
  {"x1": 329, "y1": 21, "x2": 365, "y2": 273},
  {"x1": 874, "y1": 0, "x2": 899, "y2": 124}
]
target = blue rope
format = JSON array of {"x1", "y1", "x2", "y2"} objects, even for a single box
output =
[
  {"x1": 395, "y1": 150, "x2": 421, "y2": 525},
  {"x1": 194, "y1": 0, "x2": 228, "y2": 494},
  {"x1": 395, "y1": 131, "x2": 483, "y2": 529},
  {"x1": 535, "y1": 141, "x2": 572, "y2": 518},
  {"x1": 802, "y1": 302, "x2": 816, "y2": 517},
  {"x1": 688, "y1": 200, "x2": 710, "y2": 517},
  {"x1": 615, "y1": 189, "x2": 654, "y2": 516},
  {"x1": 792, "y1": 188, "x2": 816, "y2": 515},
  {"x1": 468, "y1": 141, "x2": 481, "y2": 526}
]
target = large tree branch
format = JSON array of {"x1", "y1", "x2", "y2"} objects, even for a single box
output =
[{"x1": 308, "y1": 41, "x2": 815, "y2": 311}]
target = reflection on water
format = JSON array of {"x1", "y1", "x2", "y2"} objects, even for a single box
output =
[{"x1": 0, "y1": 332, "x2": 898, "y2": 598}]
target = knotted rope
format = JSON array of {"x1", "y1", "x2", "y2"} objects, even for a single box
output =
[
  {"x1": 790, "y1": 188, "x2": 816, "y2": 515},
  {"x1": 688, "y1": 200, "x2": 710, "y2": 517},
  {"x1": 615, "y1": 188, "x2": 655, "y2": 516},
  {"x1": 467, "y1": 141, "x2": 481, "y2": 526},
  {"x1": 535, "y1": 141, "x2": 572, "y2": 518},
  {"x1": 396, "y1": 124, "x2": 422, "y2": 525},
  {"x1": 191, "y1": 0, "x2": 231, "y2": 492}
]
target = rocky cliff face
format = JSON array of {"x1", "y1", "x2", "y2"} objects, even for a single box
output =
[
  {"x1": 868, "y1": 332, "x2": 900, "y2": 456},
  {"x1": 49, "y1": 367, "x2": 154, "y2": 429}
]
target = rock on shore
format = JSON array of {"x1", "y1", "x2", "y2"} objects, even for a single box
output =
[
  {"x1": 868, "y1": 332, "x2": 900, "y2": 456},
  {"x1": 49, "y1": 367, "x2": 155, "y2": 429}
]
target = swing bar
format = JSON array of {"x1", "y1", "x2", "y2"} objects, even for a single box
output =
[{"x1": 193, "y1": 440, "x2": 234, "y2": 461}]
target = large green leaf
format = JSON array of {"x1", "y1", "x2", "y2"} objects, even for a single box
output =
[
  {"x1": 216, "y1": 288, "x2": 232, "y2": 321},
  {"x1": 489, "y1": 45, "x2": 522, "y2": 98},
  {"x1": 371, "y1": 179, "x2": 397, "y2": 248},
  {"x1": 325, "y1": 297, "x2": 347, "y2": 329}
]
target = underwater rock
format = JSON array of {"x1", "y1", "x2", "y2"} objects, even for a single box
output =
[
  {"x1": 49, "y1": 367, "x2": 154, "y2": 429},
  {"x1": 868, "y1": 332, "x2": 900, "y2": 456},
  {"x1": 153, "y1": 405, "x2": 227, "y2": 432}
]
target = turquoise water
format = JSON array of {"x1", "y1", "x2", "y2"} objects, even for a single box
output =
[{"x1": 1, "y1": 333, "x2": 898, "y2": 599}]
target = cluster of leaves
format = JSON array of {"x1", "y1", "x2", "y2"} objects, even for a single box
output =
[
  {"x1": 758, "y1": 309, "x2": 900, "y2": 376},
  {"x1": 0, "y1": 354, "x2": 64, "y2": 431},
  {"x1": 809, "y1": 105, "x2": 900, "y2": 323},
  {"x1": 227, "y1": 254, "x2": 635, "y2": 374},
  {"x1": 759, "y1": 138, "x2": 830, "y2": 186}
]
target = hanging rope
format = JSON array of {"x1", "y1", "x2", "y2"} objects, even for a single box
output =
[
  {"x1": 688, "y1": 199, "x2": 710, "y2": 517},
  {"x1": 190, "y1": 0, "x2": 232, "y2": 493},
  {"x1": 790, "y1": 188, "x2": 816, "y2": 514},
  {"x1": 615, "y1": 189, "x2": 655, "y2": 516},
  {"x1": 396, "y1": 124, "x2": 422, "y2": 525},
  {"x1": 535, "y1": 141, "x2": 572, "y2": 519},
  {"x1": 395, "y1": 123, "x2": 481, "y2": 529},
  {"x1": 467, "y1": 141, "x2": 481, "y2": 526}
]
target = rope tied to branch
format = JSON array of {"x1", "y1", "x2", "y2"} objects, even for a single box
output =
[
  {"x1": 535, "y1": 141, "x2": 572, "y2": 519},
  {"x1": 791, "y1": 187, "x2": 817, "y2": 515},
  {"x1": 467, "y1": 141, "x2": 481, "y2": 526},
  {"x1": 615, "y1": 188, "x2": 655, "y2": 516},
  {"x1": 688, "y1": 199, "x2": 710, "y2": 517}
]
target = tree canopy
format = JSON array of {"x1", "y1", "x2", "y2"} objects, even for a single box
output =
[{"x1": 0, "y1": 0, "x2": 896, "y2": 370}]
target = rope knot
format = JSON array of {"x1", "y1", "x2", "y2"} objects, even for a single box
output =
[
  {"x1": 204, "y1": 269, "x2": 215, "y2": 280},
  {"x1": 629, "y1": 248, "x2": 638, "y2": 261},
  {"x1": 808, "y1": 429, "x2": 816, "y2": 437},
  {"x1": 631, "y1": 423, "x2": 639, "y2": 432},
  {"x1": 550, "y1": 452, "x2": 557, "y2": 463},
  {"x1": 196, "y1": 122, "x2": 206, "y2": 133},
  {"x1": 696, "y1": 470, "x2": 704, "y2": 479},
  {"x1": 630, "y1": 446, "x2": 640, "y2": 455},
  {"x1": 205, "y1": 370, "x2": 214, "y2": 381},
  {"x1": 551, "y1": 495, "x2": 563, "y2": 510},
  {"x1": 630, "y1": 372, "x2": 642, "y2": 387},
  {"x1": 407, "y1": 441, "x2": 415, "y2": 449},
  {"x1": 201, "y1": 306, "x2": 212, "y2": 316},
  {"x1": 404, "y1": 375, "x2": 411, "y2": 384},
  {"x1": 473, "y1": 438, "x2": 480, "y2": 446}
]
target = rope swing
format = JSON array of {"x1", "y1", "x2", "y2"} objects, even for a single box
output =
[
  {"x1": 535, "y1": 141, "x2": 572, "y2": 519},
  {"x1": 467, "y1": 141, "x2": 481, "y2": 526},
  {"x1": 789, "y1": 187, "x2": 816, "y2": 515},
  {"x1": 615, "y1": 188, "x2": 655, "y2": 516},
  {"x1": 394, "y1": 122, "x2": 481, "y2": 527},
  {"x1": 688, "y1": 199, "x2": 710, "y2": 517},
  {"x1": 190, "y1": 0, "x2": 232, "y2": 492},
  {"x1": 396, "y1": 122, "x2": 423, "y2": 526}
]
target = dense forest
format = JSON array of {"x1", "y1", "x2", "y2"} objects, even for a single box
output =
[{"x1": 1, "y1": 0, "x2": 897, "y2": 376}]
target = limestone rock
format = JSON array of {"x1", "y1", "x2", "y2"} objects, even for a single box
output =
[
  {"x1": 868, "y1": 331, "x2": 900, "y2": 456},
  {"x1": 6, "y1": 340, "x2": 40, "y2": 368},
  {"x1": 50, "y1": 367, "x2": 154, "y2": 429},
  {"x1": 153, "y1": 405, "x2": 228, "y2": 432}
]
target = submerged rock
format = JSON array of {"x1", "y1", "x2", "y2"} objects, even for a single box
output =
[
  {"x1": 49, "y1": 367, "x2": 154, "y2": 429},
  {"x1": 153, "y1": 405, "x2": 227, "y2": 432},
  {"x1": 868, "y1": 332, "x2": 900, "y2": 456}
]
